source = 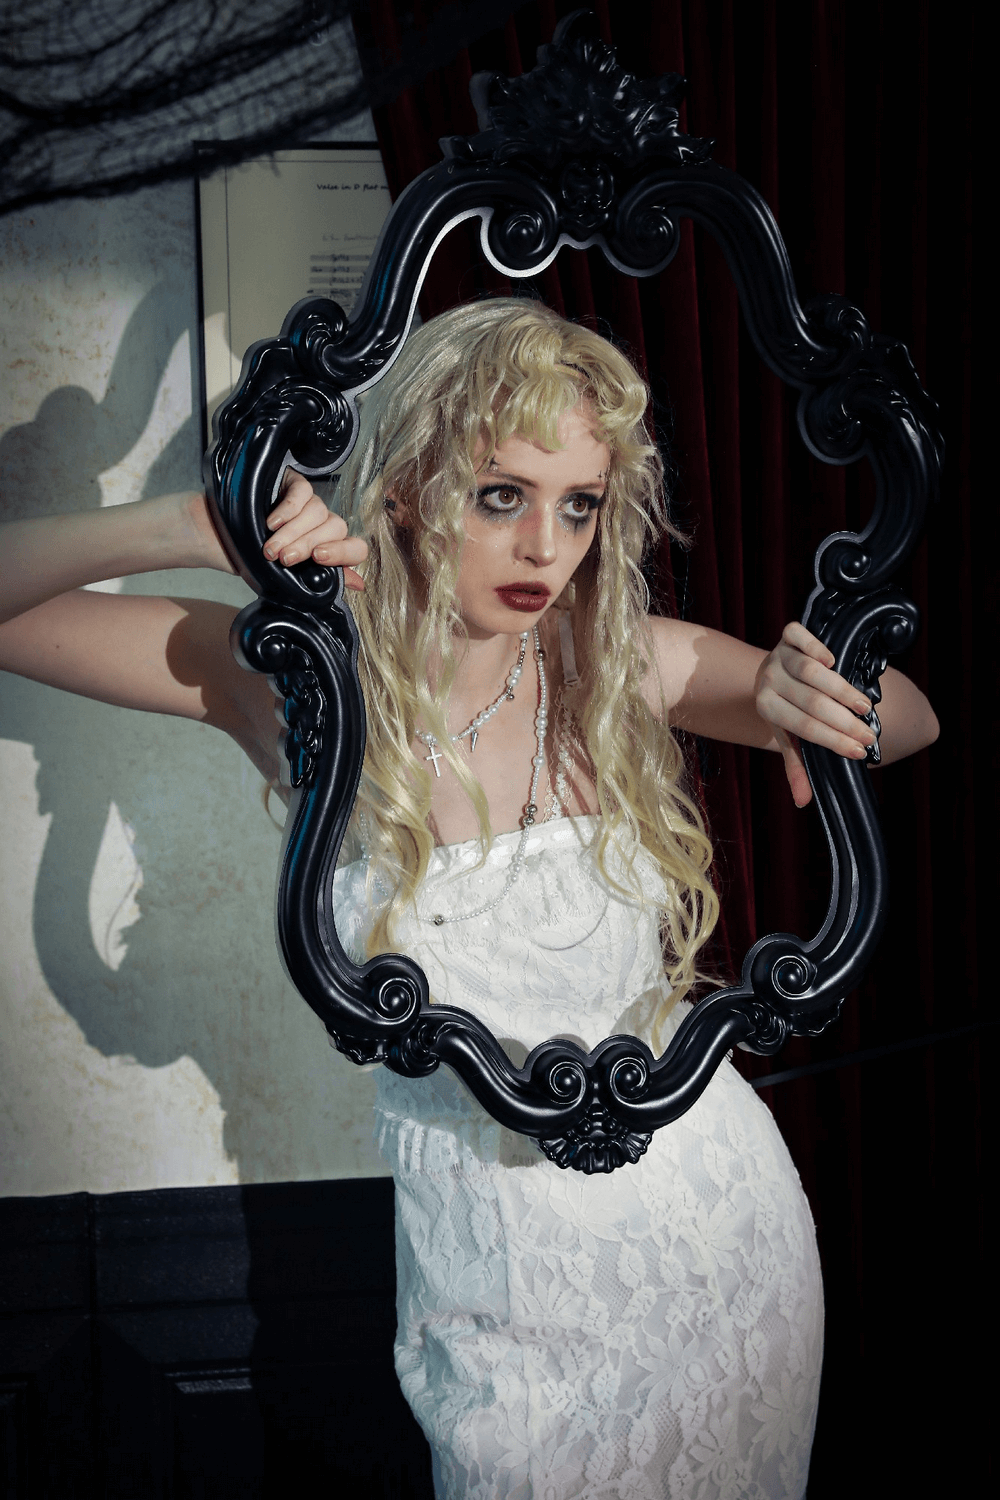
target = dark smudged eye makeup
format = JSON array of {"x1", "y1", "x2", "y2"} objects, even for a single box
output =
[
  {"x1": 560, "y1": 493, "x2": 604, "y2": 530},
  {"x1": 473, "y1": 484, "x2": 604, "y2": 531},
  {"x1": 475, "y1": 483, "x2": 523, "y2": 516}
]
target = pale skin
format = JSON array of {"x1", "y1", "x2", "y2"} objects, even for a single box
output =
[{"x1": 0, "y1": 403, "x2": 938, "y2": 839}]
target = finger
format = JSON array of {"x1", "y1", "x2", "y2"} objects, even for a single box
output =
[
  {"x1": 775, "y1": 728, "x2": 813, "y2": 808},
  {"x1": 274, "y1": 531, "x2": 367, "y2": 567},
  {"x1": 266, "y1": 493, "x2": 336, "y2": 537},
  {"x1": 268, "y1": 535, "x2": 368, "y2": 571},
  {"x1": 781, "y1": 620, "x2": 835, "y2": 670},
  {"x1": 311, "y1": 535, "x2": 368, "y2": 567},
  {"x1": 270, "y1": 538, "x2": 367, "y2": 568},
  {"x1": 772, "y1": 647, "x2": 873, "y2": 720},
  {"x1": 267, "y1": 473, "x2": 325, "y2": 529},
  {"x1": 759, "y1": 688, "x2": 873, "y2": 760},
  {"x1": 272, "y1": 469, "x2": 313, "y2": 513},
  {"x1": 770, "y1": 675, "x2": 876, "y2": 745},
  {"x1": 343, "y1": 566, "x2": 365, "y2": 592},
  {"x1": 263, "y1": 502, "x2": 344, "y2": 559},
  {"x1": 276, "y1": 466, "x2": 315, "y2": 502}
]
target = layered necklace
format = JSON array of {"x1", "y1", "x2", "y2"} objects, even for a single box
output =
[
  {"x1": 417, "y1": 625, "x2": 548, "y2": 926},
  {"x1": 415, "y1": 629, "x2": 529, "y2": 775}
]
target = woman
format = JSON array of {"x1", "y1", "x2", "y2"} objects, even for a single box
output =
[{"x1": 1, "y1": 298, "x2": 937, "y2": 1497}]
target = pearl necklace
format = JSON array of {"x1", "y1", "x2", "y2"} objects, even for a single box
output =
[
  {"x1": 430, "y1": 625, "x2": 547, "y2": 926},
  {"x1": 416, "y1": 630, "x2": 528, "y2": 776}
]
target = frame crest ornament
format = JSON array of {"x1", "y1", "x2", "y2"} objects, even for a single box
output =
[{"x1": 205, "y1": 12, "x2": 941, "y2": 1174}]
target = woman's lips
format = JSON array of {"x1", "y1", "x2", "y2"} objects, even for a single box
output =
[{"x1": 494, "y1": 584, "x2": 551, "y2": 613}]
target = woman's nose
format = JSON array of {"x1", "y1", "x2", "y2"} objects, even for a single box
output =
[{"x1": 515, "y1": 505, "x2": 558, "y2": 566}]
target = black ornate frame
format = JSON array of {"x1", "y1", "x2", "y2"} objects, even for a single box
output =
[{"x1": 205, "y1": 13, "x2": 941, "y2": 1174}]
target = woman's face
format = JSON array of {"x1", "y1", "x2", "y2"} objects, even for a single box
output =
[{"x1": 452, "y1": 402, "x2": 610, "y2": 640}]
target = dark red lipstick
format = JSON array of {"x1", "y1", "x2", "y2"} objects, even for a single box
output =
[{"x1": 495, "y1": 583, "x2": 551, "y2": 613}]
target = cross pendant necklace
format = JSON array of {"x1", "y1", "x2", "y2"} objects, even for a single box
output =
[{"x1": 416, "y1": 630, "x2": 530, "y2": 777}]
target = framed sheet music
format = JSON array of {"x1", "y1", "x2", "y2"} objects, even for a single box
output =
[{"x1": 196, "y1": 144, "x2": 392, "y2": 447}]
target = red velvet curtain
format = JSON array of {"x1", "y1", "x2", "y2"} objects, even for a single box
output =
[{"x1": 353, "y1": 1, "x2": 986, "y2": 1487}]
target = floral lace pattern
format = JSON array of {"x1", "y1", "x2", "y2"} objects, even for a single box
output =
[{"x1": 333, "y1": 818, "x2": 823, "y2": 1499}]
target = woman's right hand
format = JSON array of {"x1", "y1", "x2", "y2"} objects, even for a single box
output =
[{"x1": 261, "y1": 471, "x2": 368, "y2": 590}]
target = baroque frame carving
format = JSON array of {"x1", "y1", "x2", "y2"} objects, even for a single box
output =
[{"x1": 205, "y1": 13, "x2": 941, "y2": 1174}]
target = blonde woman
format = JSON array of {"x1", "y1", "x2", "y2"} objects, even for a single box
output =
[{"x1": 1, "y1": 298, "x2": 937, "y2": 1497}]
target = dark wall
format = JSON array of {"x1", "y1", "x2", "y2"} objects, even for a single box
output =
[{"x1": 0, "y1": 1181, "x2": 432, "y2": 1499}]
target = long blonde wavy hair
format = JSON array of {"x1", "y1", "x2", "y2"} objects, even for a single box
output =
[{"x1": 338, "y1": 297, "x2": 718, "y2": 1004}]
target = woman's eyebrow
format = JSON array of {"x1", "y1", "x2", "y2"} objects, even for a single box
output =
[{"x1": 482, "y1": 465, "x2": 607, "y2": 492}]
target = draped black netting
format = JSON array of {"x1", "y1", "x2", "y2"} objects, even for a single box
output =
[
  {"x1": 0, "y1": 0, "x2": 367, "y2": 215},
  {"x1": 0, "y1": 0, "x2": 529, "y2": 217}
]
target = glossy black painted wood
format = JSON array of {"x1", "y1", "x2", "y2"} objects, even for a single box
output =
[{"x1": 204, "y1": 12, "x2": 941, "y2": 1173}]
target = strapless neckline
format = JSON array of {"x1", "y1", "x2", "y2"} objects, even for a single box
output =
[{"x1": 430, "y1": 811, "x2": 599, "y2": 859}]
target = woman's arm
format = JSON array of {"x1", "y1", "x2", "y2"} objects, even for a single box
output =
[
  {"x1": 0, "y1": 480, "x2": 368, "y2": 767},
  {"x1": 0, "y1": 490, "x2": 225, "y2": 625},
  {"x1": 0, "y1": 480, "x2": 366, "y2": 626},
  {"x1": 645, "y1": 615, "x2": 939, "y2": 807}
]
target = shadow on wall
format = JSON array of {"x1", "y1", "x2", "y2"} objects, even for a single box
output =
[
  {"x1": 0, "y1": 281, "x2": 374, "y2": 1184},
  {"x1": 0, "y1": 279, "x2": 197, "y2": 522}
]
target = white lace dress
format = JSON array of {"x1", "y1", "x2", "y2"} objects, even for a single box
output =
[{"x1": 333, "y1": 816, "x2": 823, "y2": 1500}]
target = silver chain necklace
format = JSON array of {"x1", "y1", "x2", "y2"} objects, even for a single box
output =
[
  {"x1": 430, "y1": 625, "x2": 547, "y2": 926},
  {"x1": 416, "y1": 630, "x2": 528, "y2": 776}
]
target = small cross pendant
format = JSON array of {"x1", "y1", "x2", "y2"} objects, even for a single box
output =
[{"x1": 425, "y1": 743, "x2": 444, "y2": 777}]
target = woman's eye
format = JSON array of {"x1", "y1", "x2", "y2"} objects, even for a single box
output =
[
  {"x1": 475, "y1": 483, "x2": 523, "y2": 515},
  {"x1": 560, "y1": 494, "x2": 601, "y2": 528}
]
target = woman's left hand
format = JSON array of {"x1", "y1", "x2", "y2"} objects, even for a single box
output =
[
  {"x1": 755, "y1": 622, "x2": 877, "y2": 807},
  {"x1": 262, "y1": 470, "x2": 367, "y2": 589}
]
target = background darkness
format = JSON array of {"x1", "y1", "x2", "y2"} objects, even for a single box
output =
[{"x1": 354, "y1": 1, "x2": 989, "y2": 1490}]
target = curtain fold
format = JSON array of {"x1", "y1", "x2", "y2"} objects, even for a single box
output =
[{"x1": 353, "y1": 2, "x2": 985, "y2": 1486}]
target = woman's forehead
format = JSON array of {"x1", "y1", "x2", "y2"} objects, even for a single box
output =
[{"x1": 473, "y1": 407, "x2": 610, "y2": 475}]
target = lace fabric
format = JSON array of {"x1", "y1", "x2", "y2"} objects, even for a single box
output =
[{"x1": 332, "y1": 817, "x2": 823, "y2": 1498}]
